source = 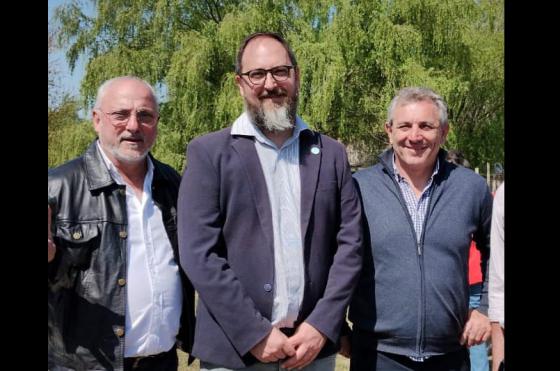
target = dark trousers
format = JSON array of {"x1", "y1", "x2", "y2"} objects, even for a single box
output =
[
  {"x1": 124, "y1": 346, "x2": 178, "y2": 371},
  {"x1": 350, "y1": 329, "x2": 470, "y2": 371}
]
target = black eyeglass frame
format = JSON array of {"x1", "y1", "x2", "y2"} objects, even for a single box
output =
[{"x1": 238, "y1": 65, "x2": 295, "y2": 85}]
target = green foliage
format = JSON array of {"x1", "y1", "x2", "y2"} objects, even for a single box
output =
[
  {"x1": 48, "y1": 97, "x2": 96, "y2": 168},
  {"x1": 51, "y1": 0, "x2": 503, "y2": 171}
]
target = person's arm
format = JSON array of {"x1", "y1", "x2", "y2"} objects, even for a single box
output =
[
  {"x1": 491, "y1": 322, "x2": 504, "y2": 371},
  {"x1": 489, "y1": 184, "x2": 505, "y2": 371},
  {"x1": 488, "y1": 184, "x2": 505, "y2": 327},
  {"x1": 48, "y1": 205, "x2": 56, "y2": 262},
  {"x1": 285, "y1": 145, "x2": 363, "y2": 368},
  {"x1": 177, "y1": 139, "x2": 273, "y2": 358}
]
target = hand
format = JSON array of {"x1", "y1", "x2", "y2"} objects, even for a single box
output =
[
  {"x1": 460, "y1": 309, "x2": 491, "y2": 347},
  {"x1": 48, "y1": 205, "x2": 56, "y2": 263},
  {"x1": 250, "y1": 327, "x2": 296, "y2": 363},
  {"x1": 281, "y1": 322, "x2": 327, "y2": 370},
  {"x1": 339, "y1": 334, "x2": 351, "y2": 358}
]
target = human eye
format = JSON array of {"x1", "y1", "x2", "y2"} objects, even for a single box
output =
[
  {"x1": 419, "y1": 122, "x2": 437, "y2": 131},
  {"x1": 272, "y1": 66, "x2": 289, "y2": 78},
  {"x1": 248, "y1": 69, "x2": 266, "y2": 80},
  {"x1": 396, "y1": 123, "x2": 411, "y2": 131},
  {"x1": 137, "y1": 110, "x2": 155, "y2": 122},
  {"x1": 111, "y1": 111, "x2": 129, "y2": 121}
]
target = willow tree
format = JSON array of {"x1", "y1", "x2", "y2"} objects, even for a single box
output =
[{"x1": 52, "y1": 0, "x2": 503, "y2": 171}]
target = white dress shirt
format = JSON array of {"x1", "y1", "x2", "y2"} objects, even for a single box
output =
[{"x1": 97, "y1": 142, "x2": 183, "y2": 356}]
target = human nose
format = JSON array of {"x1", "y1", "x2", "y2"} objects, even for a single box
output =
[
  {"x1": 125, "y1": 112, "x2": 140, "y2": 131},
  {"x1": 263, "y1": 71, "x2": 277, "y2": 90},
  {"x1": 408, "y1": 126, "x2": 423, "y2": 141}
]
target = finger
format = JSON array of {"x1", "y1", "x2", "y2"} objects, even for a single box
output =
[
  {"x1": 459, "y1": 332, "x2": 467, "y2": 346},
  {"x1": 298, "y1": 349, "x2": 320, "y2": 369},
  {"x1": 263, "y1": 355, "x2": 278, "y2": 363},
  {"x1": 273, "y1": 349, "x2": 287, "y2": 360},
  {"x1": 282, "y1": 340, "x2": 297, "y2": 357},
  {"x1": 292, "y1": 351, "x2": 315, "y2": 370},
  {"x1": 281, "y1": 348, "x2": 305, "y2": 369},
  {"x1": 283, "y1": 347, "x2": 312, "y2": 370},
  {"x1": 467, "y1": 332, "x2": 479, "y2": 347}
]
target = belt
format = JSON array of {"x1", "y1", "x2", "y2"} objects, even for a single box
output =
[{"x1": 125, "y1": 347, "x2": 174, "y2": 369}]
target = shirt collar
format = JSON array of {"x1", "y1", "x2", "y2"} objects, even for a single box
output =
[{"x1": 392, "y1": 152, "x2": 440, "y2": 183}]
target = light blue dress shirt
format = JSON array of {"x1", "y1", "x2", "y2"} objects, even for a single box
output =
[{"x1": 231, "y1": 113, "x2": 308, "y2": 328}]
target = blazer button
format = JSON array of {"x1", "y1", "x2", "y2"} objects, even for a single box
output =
[
  {"x1": 72, "y1": 231, "x2": 82, "y2": 240},
  {"x1": 119, "y1": 231, "x2": 127, "y2": 239},
  {"x1": 115, "y1": 327, "x2": 124, "y2": 337},
  {"x1": 263, "y1": 283, "x2": 272, "y2": 292},
  {"x1": 117, "y1": 278, "x2": 126, "y2": 286}
]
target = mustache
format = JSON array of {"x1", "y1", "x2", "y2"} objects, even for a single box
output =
[
  {"x1": 119, "y1": 134, "x2": 144, "y2": 142},
  {"x1": 259, "y1": 88, "x2": 287, "y2": 99}
]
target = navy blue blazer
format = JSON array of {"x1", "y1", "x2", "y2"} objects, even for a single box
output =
[{"x1": 177, "y1": 126, "x2": 363, "y2": 368}]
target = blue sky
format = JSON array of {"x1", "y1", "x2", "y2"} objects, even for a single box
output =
[
  {"x1": 48, "y1": 0, "x2": 168, "y2": 106},
  {"x1": 48, "y1": 0, "x2": 91, "y2": 98}
]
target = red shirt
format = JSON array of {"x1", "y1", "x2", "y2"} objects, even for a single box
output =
[{"x1": 468, "y1": 241, "x2": 483, "y2": 285}]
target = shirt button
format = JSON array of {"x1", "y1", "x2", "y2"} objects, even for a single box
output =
[
  {"x1": 119, "y1": 231, "x2": 127, "y2": 239},
  {"x1": 263, "y1": 283, "x2": 272, "y2": 292},
  {"x1": 115, "y1": 327, "x2": 124, "y2": 337},
  {"x1": 118, "y1": 278, "x2": 126, "y2": 286}
]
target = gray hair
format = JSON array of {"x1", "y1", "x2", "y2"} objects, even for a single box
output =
[
  {"x1": 93, "y1": 76, "x2": 158, "y2": 111},
  {"x1": 386, "y1": 87, "x2": 448, "y2": 129}
]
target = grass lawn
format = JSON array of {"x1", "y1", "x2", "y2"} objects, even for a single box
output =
[{"x1": 178, "y1": 350, "x2": 350, "y2": 370}]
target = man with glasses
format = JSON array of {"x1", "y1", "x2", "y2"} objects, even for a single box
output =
[
  {"x1": 177, "y1": 32, "x2": 363, "y2": 370},
  {"x1": 48, "y1": 76, "x2": 195, "y2": 370}
]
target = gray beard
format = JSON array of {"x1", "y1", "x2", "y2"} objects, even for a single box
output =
[{"x1": 245, "y1": 100, "x2": 296, "y2": 133}]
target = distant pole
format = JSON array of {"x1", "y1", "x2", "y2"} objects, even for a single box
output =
[{"x1": 486, "y1": 162, "x2": 491, "y2": 187}]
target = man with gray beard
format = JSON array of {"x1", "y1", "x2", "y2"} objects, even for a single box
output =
[{"x1": 177, "y1": 32, "x2": 363, "y2": 371}]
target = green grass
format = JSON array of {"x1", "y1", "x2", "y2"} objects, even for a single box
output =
[{"x1": 177, "y1": 349, "x2": 350, "y2": 370}]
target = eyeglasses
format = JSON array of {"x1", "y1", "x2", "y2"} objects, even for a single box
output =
[
  {"x1": 238, "y1": 65, "x2": 294, "y2": 85},
  {"x1": 96, "y1": 109, "x2": 159, "y2": 128}
]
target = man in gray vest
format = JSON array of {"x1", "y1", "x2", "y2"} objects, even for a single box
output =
[{"x1": 348, "y1": 87, "x2": 492, "y2": 371}]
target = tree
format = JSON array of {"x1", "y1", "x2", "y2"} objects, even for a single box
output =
[
  {"x1": 49, "y1": 17, "x2": 95, "y2": 168},
  {"x1": 52, "y1": 0, "x2": 503, "y2": 171}
]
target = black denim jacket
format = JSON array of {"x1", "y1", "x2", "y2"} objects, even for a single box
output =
[{"x1": 48, "y1": 141, "x2": 195, "y2": 371}]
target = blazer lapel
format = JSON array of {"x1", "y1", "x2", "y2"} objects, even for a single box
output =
[
  {"x1": 231, "y1": 135, "x2": 274, "y2": 249},
  {"x1": 299, "y1": 130, "x2": 322, "y2": 242}
]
